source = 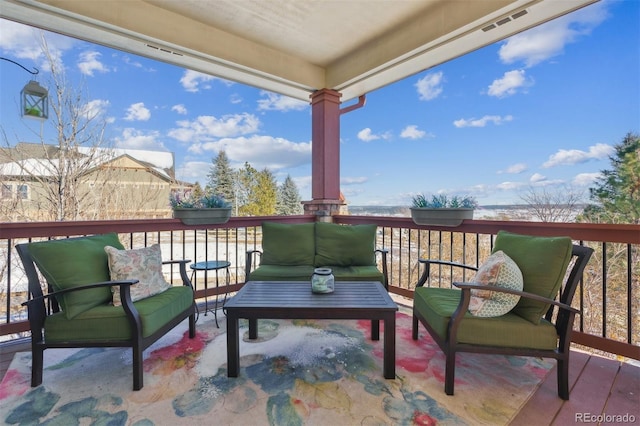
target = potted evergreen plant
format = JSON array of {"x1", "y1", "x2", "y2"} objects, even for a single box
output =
[
  {"x1": 410, "y1": 194, "x2": 477, "y2": 226},
  {"x1": 170, "y1": 191, "x2": 232, "y2": 225}
]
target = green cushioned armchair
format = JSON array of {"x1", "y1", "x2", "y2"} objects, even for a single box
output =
[
  {"x1": 412, "y1": 231, "x2": 593, "y2": 400},
  {"x1": 16, "y1": 234, "x2": 197, "y2": 391}
]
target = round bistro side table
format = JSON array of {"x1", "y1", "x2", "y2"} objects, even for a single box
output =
[{"x1": 190, "y1": 260, "x2": 231, "y2": 327}]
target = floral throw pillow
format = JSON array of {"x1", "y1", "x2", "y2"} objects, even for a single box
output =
[
  {"x1": 468, "y1": 250, "x2": 523, "y2": 317},
  {"x1": 104, "y1": 244, "x2": 172, "y2": 306}
]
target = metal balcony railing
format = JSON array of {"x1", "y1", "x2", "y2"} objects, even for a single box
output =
[{"x1": 1, "y1": 216, "x2": 638, "y2": 361}]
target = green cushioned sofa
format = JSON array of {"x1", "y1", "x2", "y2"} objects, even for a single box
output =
[
  {"x1": 16, "y1": 233, "x2": 197, "y2": 391},
  {"x1": 245, "y1": 221, "x2": 389, "y2": 288}
]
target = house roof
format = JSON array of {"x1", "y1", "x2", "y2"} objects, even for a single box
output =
[
  {"x1": 0, "y1": 143, "x2": 174, "y2": 181},
  {"x1": 1, "y1": 0, "x2": 597, "y2": 102}
]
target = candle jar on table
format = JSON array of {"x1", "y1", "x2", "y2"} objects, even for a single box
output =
[{"x1": 311, "y1": 268, "x2": 334, "y2": 294}]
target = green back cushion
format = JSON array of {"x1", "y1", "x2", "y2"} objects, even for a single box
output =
[
  {"x1": 28, "y1": 233, "x2": 125, "y2": 319},
  {"x1": 314, "y1": 222, "x2": 376, "y2": 267},
  {"x1": 492, "y1": 231, "x2": 572, "y2": 324},
  {"x1": 260, "y1": 222, "x2": 316, "y2": 266}
]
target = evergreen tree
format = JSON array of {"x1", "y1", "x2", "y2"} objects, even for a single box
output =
[
  {"x1": 191, "y1": 182, "x2": 204, "y2": 198},
  {"x1": 236, "y1": 162, "x2": 258, "y2": 216},
  {"x1": 246, "y1": 168, "x2": 277, "y2": 216},
  {"x1": 580, "y1": 132, "x2": 640, "y2": 224},
  {"x1": 277, "y1": 175, "x2": 302, "y2": 215},
  {"x1": 206, "y1": 151, "x2": 235, "y2": 203}
]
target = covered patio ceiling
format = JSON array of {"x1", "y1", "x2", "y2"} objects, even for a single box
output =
[{"x1": 1, "y1": 0, "x2": 597, "y2": 102}]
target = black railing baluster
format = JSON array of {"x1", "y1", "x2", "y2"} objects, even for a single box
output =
[
  {"x1": 628, "y1": 244, "x2": 633, "y2": 344},
  {"x1": 4, "y1": 239, "x2": 10, "y2": 324},
  {"x1": 602, "y1": 242, "x2": 607, "y2": 338}
]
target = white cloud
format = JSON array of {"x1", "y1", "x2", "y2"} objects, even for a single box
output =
[
  {"x1": 542, "y1": 143, "x2": 614, "y2": 168},
  {"x1": 357, "y1": 128, "x2": 391, "y2": 142},
  {"x1": 122, "y1": 56, "x2": 143, "y2": 68},
  {"x1": 168, "y1": 113, "x2": 261, "y2": 142},
  {"x1": 453, "y1": 115, "x2": 513, "y2": 128},
  {"x1": 358, "y1": 128, "x2": 378, "y2": 142},
  {"x1": 500, "y1": 163, "x2": 527, "y2": 174},
  {"x1": 498, "y1": 2, "x2": 608, "y2": 67},
  {"x1": 0, "y1": 19, "x2": 73, "y2": 71},
  {"x1": 113, "y1": 128, "x2": 166, "y2": 151},
  {"x1": 80, "y1": 99, "x2": 110, "y2": 121},
  {"x1": 180, "y1": 70, "x2": 217, "y2": 92},
  {"x1": 532, "y1": 178, "x2": 564, "y2": 187},
  {"x1": 487, "y1": 70, "x2": 532, "y2": 98},
  {"x1": 341, "y1": 186, "x2": 366, "y2": 198},
  {"x1": 400, "y1": 125, "x2": 426, "y2": 140},
  {"x1": 293, "y1": 175, "x2": 312, "y2": 191},
  {"x1": 124, "y1": 102, "x2": 151, "y2": 121},
  {"x1": 573, "y1": 172, "x2": 601, "y2": 186},
  {"x1": 171, "y1": 104, "x2": 187, "y2": 115},
  {"x1": 0, "y1": 19, "x2": 42, "y2": 61},
  {"x1": 195, "y1": 135, "x2": 311, "y2": 171},
  {"x1": 257, "y1": 91, "x2": 308, "y2": 111},
  {"x1": 530, "y1": 173, "x2": 546, "y2": 183},
  {"x1": 415, "y1": 71, "x2": 444, "y2": 101},
  {"x1": 230, "y1": 93, "x2": 243, "y2": 104},
  {"x1": 176, "y1": 160, "x2": 210, "y2": 184},
  {"x1": 341, "y1": 176, "x2": 368, "y2": 185},
  {"x1": 496, "y1": 181, "x2": 526, "y2": 191},
  {"x1": 77, "y1": 51, "x2": 109, "y2": 76}
]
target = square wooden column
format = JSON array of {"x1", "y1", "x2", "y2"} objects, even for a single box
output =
[{"x1": 302, "y1": 89, "x2": 346, "y2": 218}]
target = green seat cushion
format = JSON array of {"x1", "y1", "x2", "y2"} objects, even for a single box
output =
[
  {"x1": 314, "y1": 222, "x2": 377, "y2": 267},
  {"x1": 248, "y1": 265, "x2": 385, "y2": 285},
  {"x1": 330, "y1": 266, "x2": 385, "y2": 285},
  {"x1": 260, "y1": 222, "x2": 315, "y2": 266},
  {"x1": 493, "y1": 231, "x2": 573, "y2": 324},
  {"x1": 28, "y1": 233, "x2": 125, "y2": 319},
  {"x1": 45, "y1": 286, "x2": 193, "y2": 342},
  {"x1": 248, "y1": 265, "x2": 316, "y2": 282},
  {"x1": 414, "y1": 287, "x2": 558, "y2": 349}
]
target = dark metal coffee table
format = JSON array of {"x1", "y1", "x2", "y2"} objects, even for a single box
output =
[{"x1": 225, "y1": 280, "x2": 398, "y2": 379}]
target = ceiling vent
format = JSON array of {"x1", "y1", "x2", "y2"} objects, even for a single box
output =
[
  {"x1": 482, "y1": 9, "x2": 528, "y2": 32},
  {"x1": 146, "y1": 44, "x2": 184, "y2": 57}
]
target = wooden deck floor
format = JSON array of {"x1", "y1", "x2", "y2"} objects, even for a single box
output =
[
  {"x1": 1, "y1": 338, "x2": 637, "y2": 425},
  {"x1": 512, "y1": 349, "x2": 639, "y2": 425}
]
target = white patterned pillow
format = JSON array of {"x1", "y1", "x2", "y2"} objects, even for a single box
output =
[
  {"x1": 105, "y1": 244, "x2": 172, "y2": 306},
  {"x1": 468, "y1": 250, "x2": 523, "y2": 317}
]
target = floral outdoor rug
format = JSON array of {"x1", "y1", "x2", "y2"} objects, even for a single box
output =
[{"x1": 1, "y1": 306, "x2": 552, "y2": 425}]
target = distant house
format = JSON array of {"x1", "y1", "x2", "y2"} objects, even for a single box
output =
[{"x1": 0, "y1": 142, "x2": 186, "y2": 221}]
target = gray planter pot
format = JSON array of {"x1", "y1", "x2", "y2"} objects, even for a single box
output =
[
  {"x1": 173, "y1": 207, "x2": 232, "y2": 225},
  {"x1": 410, "y1": 208, "x2": 474, "y2": 227}
]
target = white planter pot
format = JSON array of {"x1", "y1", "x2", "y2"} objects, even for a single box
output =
[
  {"x1": 410, "y1": 208, "x2": 474, "y2": 227},
  {"x1": 173, "y1": 207, "x2": 232, "y2": 225}
]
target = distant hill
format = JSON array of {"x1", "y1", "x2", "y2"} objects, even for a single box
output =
[{"x1": 345, "y1": 205, "x2": 587, "y2": 221}]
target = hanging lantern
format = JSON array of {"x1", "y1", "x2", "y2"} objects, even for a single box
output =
[{"x1": 21, "y1": 80, "x2": 48, "y2": 120}]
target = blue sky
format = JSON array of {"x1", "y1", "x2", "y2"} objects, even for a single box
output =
[{"x1": 1, "y1": 0, "x2": 638, "y2": 206}]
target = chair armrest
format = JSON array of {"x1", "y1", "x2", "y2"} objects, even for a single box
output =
[
  {"x1": 453, "y1": 282, "x2": 579, "y2": 314},
  {"x1": 416, "y1": 259, "x2": 478, "y2": 288},
  {"x1": 419, "y1": 259, "x2": 478, "y2": 271},
  {"x1": 21, "y1": 279, "x2": 139, "y2": 307},
  {"x1": 163, "y1": 259, "x2": 193, "y2": 288},
  {"x1": 245, "y1": 250, "x2": 262, "y2": 281},
  {"x1": 375, "y1": 248, "x2": 389, "y2": 289},
  {"x1": 162, "y1": 259, "x2": 191, "y2": 266},
  {"x1": 445, "y1": 282, "x2": 580, "y2": 345}
]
